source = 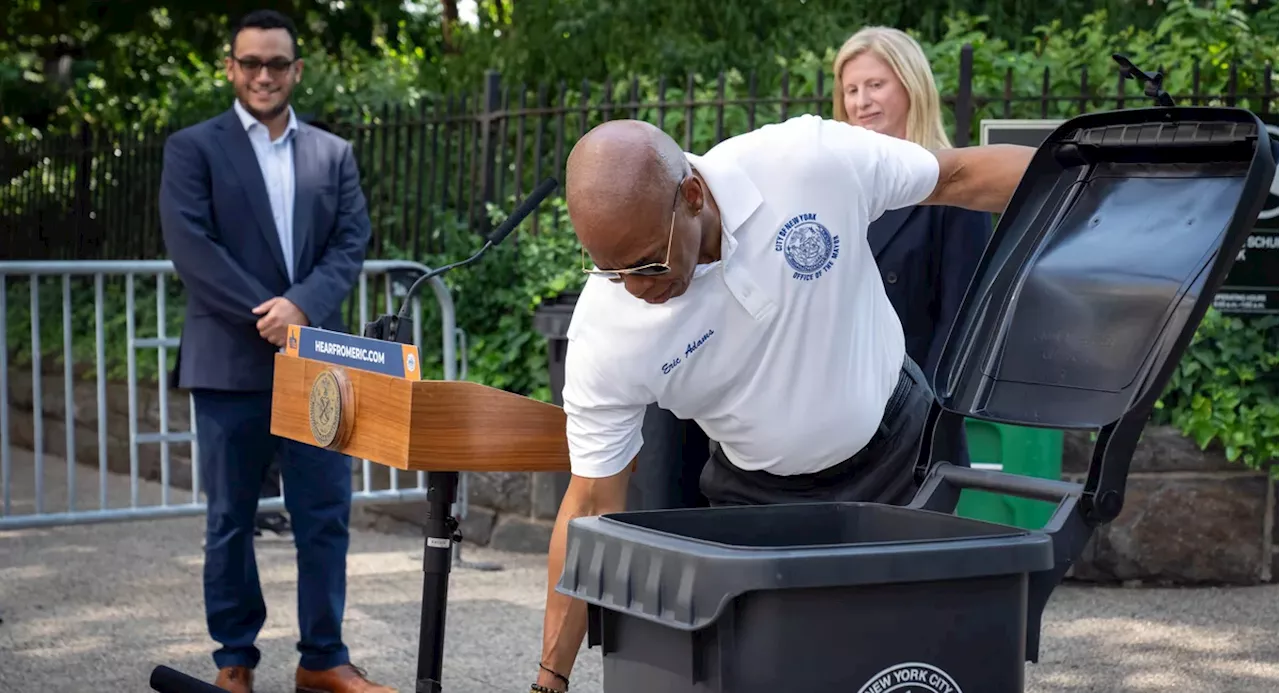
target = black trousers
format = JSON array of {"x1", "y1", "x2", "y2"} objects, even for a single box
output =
[
  {"x1": 699, "y1": 357, "x2": 933, "y2": 508},
  {"x1": 627, "y1": 404, "x2": 712, "y2": 511}
]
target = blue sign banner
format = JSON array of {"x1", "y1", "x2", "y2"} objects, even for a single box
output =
[{"x1": 286, "y1": 325, "x2": 422, "y2": 379}]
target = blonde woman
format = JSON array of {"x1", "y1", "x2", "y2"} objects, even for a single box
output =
[{"x1": 833, "y1": 26, "x2": 991, "y2": 471}]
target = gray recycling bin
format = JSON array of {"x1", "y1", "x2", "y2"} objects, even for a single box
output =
[{"x1": 555, "y1": 104, "x2": 1277, "y2": 693}]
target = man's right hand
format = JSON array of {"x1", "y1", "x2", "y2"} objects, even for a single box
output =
[{"x1": 535, "y1": 465, "x2": 633, "y2": 691}]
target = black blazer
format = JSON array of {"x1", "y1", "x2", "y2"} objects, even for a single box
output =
[{"x1": 868, "y1": 204, "x2": 993, "y2": 468}]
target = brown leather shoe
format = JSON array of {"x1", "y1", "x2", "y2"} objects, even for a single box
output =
[
  {"x1": 295, "y1": 663, "x2": 397, "y2": 693},
  {"x1": 214, "y1": 665, "x2": 254, "y2": 693}
]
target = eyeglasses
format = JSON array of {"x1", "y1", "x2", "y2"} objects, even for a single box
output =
[
  {"x1": 232, "y1": 55, "x2": 296, "y2": 77},
  {"x1": 582, "y1": 175, "x2": 687, "y2": 279}
]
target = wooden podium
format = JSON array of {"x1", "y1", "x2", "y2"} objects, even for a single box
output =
[{"x1": 270, "y1": 324, "x2": 570, "y2": 692}]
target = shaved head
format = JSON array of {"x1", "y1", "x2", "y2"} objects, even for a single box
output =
[
  {"x1": 565, "y1": 120, "x2": 720, "y2": 305},
  {"x1": 567, "y1": 120, "x2": 688, "y2": 261}
]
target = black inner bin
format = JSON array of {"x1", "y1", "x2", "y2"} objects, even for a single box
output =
[{"x1": 601, "y1": 503, "x2": 1027, "y2": 549}]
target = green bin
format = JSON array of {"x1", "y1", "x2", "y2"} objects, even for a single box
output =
[{"x1": 954, "y1": 420, "x2": 1063, "y2": 530}]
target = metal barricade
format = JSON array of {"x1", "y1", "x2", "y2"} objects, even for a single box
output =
[{"x1": 0, "y1": 260, "x2": 487, "y2": 569}]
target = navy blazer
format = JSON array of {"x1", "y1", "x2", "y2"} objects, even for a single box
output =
[
  {"x1": 868, "y1": 204, "x2": 992, "y2": 468},
  {"x1": 160, "y1": 108, "x2": 371, "y2": 392}
]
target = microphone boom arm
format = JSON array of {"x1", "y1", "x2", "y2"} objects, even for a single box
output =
[{"x1": 363, "y1": 177, "x2": 560, "y2": 345}]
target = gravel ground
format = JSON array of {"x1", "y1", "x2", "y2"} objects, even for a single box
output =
[{"x1": 0, "y1": 448, "x2": 1276, "y2": 692}]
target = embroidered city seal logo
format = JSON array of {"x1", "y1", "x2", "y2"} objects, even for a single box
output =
[
  {"x1": 775, "y1": 212, "x2": 840, "y2": 281},
  {"x1": 856, "y1": 662, "x2": 963, "y2": 693},
  {"x1": 308, "y1": 368, "x2": 354, "y2": 449}
]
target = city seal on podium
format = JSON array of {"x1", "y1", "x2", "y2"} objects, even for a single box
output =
[{"x1": 308, "y1": 368, "x2": 355, "y2": 450}]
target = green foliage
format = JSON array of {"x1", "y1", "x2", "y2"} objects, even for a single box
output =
[
  {"x1": 465, "y1": 0, "x2": 1261, "y2": 89},
  {"x1": 4, "y1": 31, "x2": 442, "y2": 142},
  {"x1": 1152, "y1": 310, "x2": 1280, "y2": 474},
  {"x1": 1, "y1": 0, "x2": 443, "y2": 134}
]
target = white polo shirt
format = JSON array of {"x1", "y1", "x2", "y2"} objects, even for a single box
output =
[{"x1": 561, "y1": 114, "x2": 940, "y2": 479}]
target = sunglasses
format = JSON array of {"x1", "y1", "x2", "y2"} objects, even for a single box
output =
[{"x1": 582, "y1": 175, "x2": 687, "y2": 279}]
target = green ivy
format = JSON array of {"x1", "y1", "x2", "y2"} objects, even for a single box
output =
[{"x1": 1152, "y1": 310, "x2": 1279, "y2": 474}]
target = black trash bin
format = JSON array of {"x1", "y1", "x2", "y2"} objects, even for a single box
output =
[
  {"x1": 561, "y1": 503, "x2": 1051, "y2": 692},
  {"x1": 533, "y1": 292, "x2": 711, "y2": 511},
  {"x1": 532, "y1": 291, "x2": 580, "y2": 408},
  {"x1": 556, "y1": 105, "x2": 1277, "y2": 693}
]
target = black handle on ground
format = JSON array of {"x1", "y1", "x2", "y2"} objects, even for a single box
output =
[{"x1": 149, "y1": 666, "x2": 226, "y2": 693}]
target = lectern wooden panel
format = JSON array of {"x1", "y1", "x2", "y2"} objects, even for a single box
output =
[{"x1": 269, "y1": 325, "x2": 570, "y2": 473}]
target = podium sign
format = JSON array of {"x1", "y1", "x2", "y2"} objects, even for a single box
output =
[
  {"x1": 981, "y1": 118, "x2": 1279, "y2": 315},
  {"x1": 285, "y1": 324, "x2": 422, "y2": 379}
]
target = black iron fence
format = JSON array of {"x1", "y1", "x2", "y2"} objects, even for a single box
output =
[{"x1": 2, "y1": 45, "x2": 1275, "y2": 261}]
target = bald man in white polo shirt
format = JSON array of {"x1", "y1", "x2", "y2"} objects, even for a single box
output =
[{"x1": 529, "y1": 115, "x2": 1035, "y2": 693}]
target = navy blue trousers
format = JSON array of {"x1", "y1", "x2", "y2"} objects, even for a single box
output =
[{"x1": 193, "y1": 389, "x2": 352, "y2": 672}]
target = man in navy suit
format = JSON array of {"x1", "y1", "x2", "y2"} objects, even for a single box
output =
[{"x1": 159, "y1": 10, "x2": 394, "y2": 693}]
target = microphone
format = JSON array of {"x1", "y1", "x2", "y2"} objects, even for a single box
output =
[
  {"x1": 149, "y1": 665, "x2": 228, "y2": 693},
  {"x1": 363, "y1": 177, "x2": 559, "y2": 345}
]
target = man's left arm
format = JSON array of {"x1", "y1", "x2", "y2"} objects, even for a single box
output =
[{"x1": 284, "y1": 142, "x2": 371, "y2": 326}]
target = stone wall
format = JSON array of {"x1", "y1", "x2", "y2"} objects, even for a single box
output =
[
  {"x1": 6, "y1": 367, "x2": 198, "y2": 491},
  {"x1": 1062, "y1": 427, "x2": 1277, "y2": 585},
  {"x1": 6, "y1": 365, "x2": 1276, "y2": 580}
]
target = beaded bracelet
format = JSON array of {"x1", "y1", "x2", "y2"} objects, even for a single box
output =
[{"x1": 539, "y1": 663, "x2": 570, "y2": 687}]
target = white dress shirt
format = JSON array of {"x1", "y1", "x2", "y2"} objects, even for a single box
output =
[{"x1": 234, "y1": 99, "x2": 299, "y2": 282}]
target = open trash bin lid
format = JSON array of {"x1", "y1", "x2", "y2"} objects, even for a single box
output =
[
  {"x1": 931, "y1": 108, "x2": 1276, "y2": 432},
  {"x1": 916, "y1": 106, "x2": 1276, "y2": 524}
]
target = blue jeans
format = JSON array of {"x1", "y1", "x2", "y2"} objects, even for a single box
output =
[{"x1": 193, "y1": 389, "x2": 352, "y2": 672}]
